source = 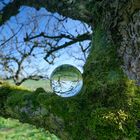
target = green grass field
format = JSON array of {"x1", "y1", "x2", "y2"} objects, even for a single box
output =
[
  {"x1": 7, "y1": 79, "x2": 52, "y2": 92},
  {"x1": 0, "y1": 117, "x2": 59, "y2": 140}
]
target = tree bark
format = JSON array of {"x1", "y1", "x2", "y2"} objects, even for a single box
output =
[
  {"x1": 83, "y1": 0, "x2": 140, "y2": 84},
  {"x1": 0, "y1": 0, "x2": 92, "y2": 25}
]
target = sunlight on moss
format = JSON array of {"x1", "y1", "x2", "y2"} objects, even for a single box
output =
[
  {"x1": 0, "y1": 81, "x2": 31, "y2": 91},
  {"x1": 103, "y1": 110, "x2": 128, "y2": 131}
]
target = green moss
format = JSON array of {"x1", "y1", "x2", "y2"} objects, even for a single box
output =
[
  {"x1": 82, "y1": 26, "x2": 140, "y2": 139},
  {"x1": 1, "y1": 27, "x2": 140, "y2": 140},
  {"x1": 83, "y1": 27, "x2": 124, "y2": 94}
]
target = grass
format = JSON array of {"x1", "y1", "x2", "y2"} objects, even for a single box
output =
[
  {"x1": 0, "y1": 117, "x2": 60, "y2": 140},
  {"x1": 6, "y1": 79, "x2": 52, "y2": 92}
]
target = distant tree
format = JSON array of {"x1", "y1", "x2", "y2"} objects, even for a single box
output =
[{"x1": 0, "y1": 5, "x2": 91, "y2": 85}]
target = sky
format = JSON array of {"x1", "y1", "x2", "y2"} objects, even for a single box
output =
[{"x1": 0, "y1": 2, "x2": 92, "y2": 79}]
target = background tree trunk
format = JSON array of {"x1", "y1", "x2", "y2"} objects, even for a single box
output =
[
  {"x1": 82, "y1": 1, "x2": 140, "y2": 139},
  {"x1": 82, "y1": 0, "x2": 140, "y2": 94}
]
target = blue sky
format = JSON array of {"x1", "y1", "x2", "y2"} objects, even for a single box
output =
[{"x1": 0, "y1": 3, "x2": 92, "y2": 79}]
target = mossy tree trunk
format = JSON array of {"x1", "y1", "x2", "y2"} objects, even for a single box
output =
[
  {"x1": 83, "y1": 1, "x2": 140, "y2": 100},
  {"x1": 82, "y1": 0, "x2": 140, "y2": 139},
  {"x1": 0, "y1": 0, "x2": 140, "y2": 140},
  {"x1": 84, "y1": 0, "x2": 140, "y2": 85}
]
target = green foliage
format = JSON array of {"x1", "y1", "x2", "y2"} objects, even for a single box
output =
[
  {"x1": 0, "y1": 116, "x2": 60, "y2": 140},
  {"x1": 34, "y1": 87, "x2": 47, "y2": 94}
]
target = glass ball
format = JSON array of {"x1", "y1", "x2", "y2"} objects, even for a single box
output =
[{"x1": 50, "y1": 64, "x2": 83, "y2": 97}]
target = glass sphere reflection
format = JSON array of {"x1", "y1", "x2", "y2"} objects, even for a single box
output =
[{"x1": 50, "y1": 64, "x2": 83, "y2": 97}]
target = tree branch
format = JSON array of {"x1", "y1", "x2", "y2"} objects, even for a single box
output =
[
  {"x1": 0, "y1": 25, "x2": 23, "y2": 47},
  {"x1": 0, "y1": 0, "x2": 93, "y2": 26},
  {"x1": 44, "y1": 33, "x2": 92, "y2": 63},
  {"x1": 24, "y1": 32, "x2": 75, "y2": 42}
]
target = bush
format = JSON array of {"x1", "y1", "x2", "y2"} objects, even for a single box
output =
[{"x1": 34, "y1": 87, "x2": 46, "y2": 94}]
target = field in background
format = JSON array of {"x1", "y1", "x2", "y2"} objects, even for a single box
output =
[
  {"x1": 0, "y1": 117, "x2": 59, "y2": 140},
  {"x1": 6, "y1": 79, "x2": 52, "y2": 92}
]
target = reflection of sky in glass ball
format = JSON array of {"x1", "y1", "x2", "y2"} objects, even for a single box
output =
[{"x1": 50, "y1": 64, "x2": 83, "y2": 97}]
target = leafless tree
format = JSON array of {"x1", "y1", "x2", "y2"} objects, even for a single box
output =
[{"x1": 0, "y1": 6, "x2": 92, "y2": 85}]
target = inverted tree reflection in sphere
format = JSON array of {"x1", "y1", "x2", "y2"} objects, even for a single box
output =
[{"x1": 50, "y1": 64, "x2": 83, "y2": 97}]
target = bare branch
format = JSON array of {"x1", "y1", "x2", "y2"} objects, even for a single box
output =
[
  {"x1": 0, "y1": 25, "x2": 23, "y2": 47},
  {"x1": 44, "y1": 33, "x2": 92, "y2": 63},
  {"x1": 24, "y1": 32, "x2": 75, "y2": 42}
]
